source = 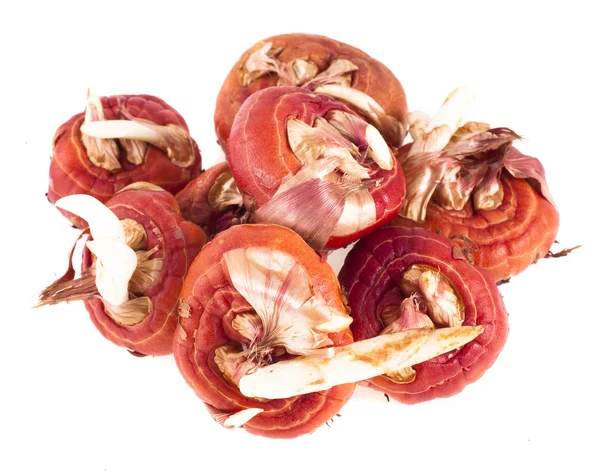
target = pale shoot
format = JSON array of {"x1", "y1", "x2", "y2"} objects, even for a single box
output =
[
  {"x1": 238, "y1": 326, "x2": 483, "y2": 399},
  {"x1": 51, "y1": 194, "x2": 161, "y2": 323}
]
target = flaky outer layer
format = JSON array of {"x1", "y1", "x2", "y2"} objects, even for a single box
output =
[
  {"x1": 81, "y1": 188, "x2": 207, "y2": 356},
  {"x1": 215, "y1": 33, "x2": 408, "y2": 149},
  {"x1": 174, "y1": 224, "x2": 354, "y2": 439},
  {"x1": 338, "y1": 226, "x2": 508, "y2": 404},
  {"x1": 49, "y1": 94, "x2": 202, "y2": 227},
  {"x1": 392, "y1": 146, "x2": 559, "y2": 281},
  {"x1": 227, "y1": 86, "x2": 406, "y2": 250},
  {"x1": 176, "y1": 162, "x2": 232, "y2": 237}
]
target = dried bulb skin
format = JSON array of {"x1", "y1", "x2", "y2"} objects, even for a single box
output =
[
  {"x1": 393, "y1": 145, "x2": 559, "y2": 281},
  {"x1": 338, "y1": 226, "x2": 508, "y2": 404},
  {"x1": 215, "y1": 33, "x2": 408, "y2": 149},
  {"x1": 49, "y1": 94, "x2": 202, "y2": 228},
  {"x1": 81, "y1": 187, "x2": 207, "y2": 355},
  {"x1": 176, "y1": 162, "x2": 244, "y2": 238},
  {"x1": 173, "y1": 224, "x2": 354, "y2": 438},
  {"x1": 227, "y1": 87, "x2": 406, "y2": 250}
]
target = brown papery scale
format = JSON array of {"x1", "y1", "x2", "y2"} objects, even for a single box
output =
[
  {"x1": 392, "y1": 86, "x2": 560, "y2": 281},
  {"x1": 338, "y1": 226, "x2": 508, "y2": 404},
  {"x1": 173, "y1": 224, "x2": 355, "y2": 438},
  {"x1": 215, "y1": 33, "x2": 408, "y2": 149},
  {"x1": 176, "y1": 162, "x2": 245, "y2": 238},
  {"x1": 227, "y1": 87, "x2": 406, "y2": 251},
  {"x1": 37, "y1": 184, "x2": 207, "y2": 356},
  {"x1": 48, "y1": 91, "x2": 202, "y2": 228}
]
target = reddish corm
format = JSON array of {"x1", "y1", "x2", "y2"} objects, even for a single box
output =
[
  {"x1": 392, "y1": 86, "x2": 559, "y2": 281},
  {"x1": 176, "y1": 162, "x2": 244, "y2": 238},
  {"x1": 38, "y1": 184, "x2": 207, "y2": 356},
  {"x1": 338, "y1": 226, "x2": 509, "y2": 404},
  {"x1": 227, "y1": 87, "x2": 406, "y2": 251},
  {"x1": 49, "y1": 93, "x2": 202, "y2": 227},
  {"x1": 215, "y1": 33, "x2": 408, "y2": 149},
  {"x1": 174, "y1": 224, "x2": 355, "y2": 438}
]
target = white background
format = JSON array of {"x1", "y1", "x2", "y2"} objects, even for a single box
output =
[{"x1": 2, "y1": 1, "x2": 598, "y2": 471}]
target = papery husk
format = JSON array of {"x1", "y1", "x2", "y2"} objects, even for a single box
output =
[
  {"x1": 314, "y1": 84, "x2": 405, "y2": 147},
  {"x1": 399, "y1": 152, "x2": 456, "y2": 221},
  {"x1": 399, "y1": 266, "x2": 464, "y2": 328},
  {"x1": 400, "y1": 126, "x2": 551, "y2": 220},
  {"x1": 444, "y1": 128, "x2": 555, "y2": 210},
  {"x1": 433, "y1": 161, "x2": 488, "y2": 211},
  {"x1": 381, "y1": 295, "x2": 434, "y2": 334},
  {"x1": 214, "y1": 345, "x2": 258, "y2": 385},
  {"x1": 253, "y1": 179, "x2": 347, "y2": 249},
  {"x1": 440, "y1": 128, "x2": 520, "y2": 159},
  {"x1": 82, "y1": 90, "x2": 121, "y2": 172},
  {"x1": 252, "y1": 157, "x2": 376, "y2": 249},
  {"x1": 450, "y1": 121, "x2": 491, "y2": 143},
  {"x1": 504, "y1": 147, "x2": 556, "y2": 207},
  {"x1": 104, "y1": 297, "x2": 152, "y2": 326},
  {"x1": 289, "y1": 109, "x2": 393, "y2": 175},
  {"x1": 331, "y1": 187, "x2": 377, "y2": 237},
  {"x1": 325, "y1": 110, "x2": 369, "y2": 148},
  {"x1": 207, "y1": 170, "x2": 244, "y2": 212},
  {"x1": 129, "y1": 247, "x2": 163, "y2": 295},
  {"x1": 286, "y1": 118, "x2": 368, "y2": 178},
  {"x1": 231, "y1": 313, "x2": 264, "y2": 344},
  {"x1": 223, "y1": 247, "x2": 351, "y2": 358},
  {"x1": 242, "y1": 43, "x2": 358, "y2": 89},
  {"x1": 241, "y1": 42, "x2": 296, "y2": 86},
  {"x1": 114, "y1": 108, "x2": 196, "y2": 168},
  {"x1": 399, "y1": 87, "x2": 506, "y2": 219},
  {"x1": 240, "y1": 42, "x2": 404, "y2": 147},
  {"x1": 304, "y1": 58, "x2": 357, "y2": 89},
  {"x1": 292, "y1": 59, "x2": 319, "y2": 84},
  {"x1": 326, "y1": 110, "x2": 393, "y2": 170},
  {"x1": 418, "y1": 271, "x2": 464, "y2": 327},
  {"x1": 471, "y1": 157, "x2": 505, "y2": 211},
  {"x1": 277, "y1": 112, "x2": 391, "y2": 245},
  {"x1": 380, "y1": 295, "x2": 434, "y2": 385},
  {"x1": 120, "y1": 138, "x2": 148, "y2": 165},
  {"x1": 121, "y1": 218, "x2": 147, "y2": 250}
]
